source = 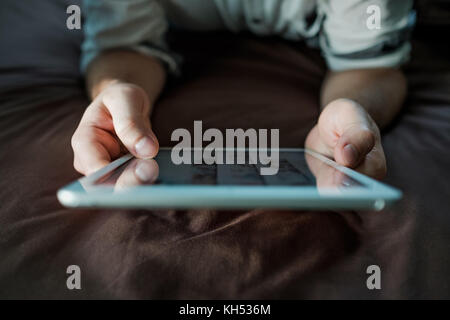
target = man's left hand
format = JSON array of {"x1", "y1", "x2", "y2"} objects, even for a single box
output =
[{"x1": 305, "y1": 98, "x2": 387, "y2": 180}]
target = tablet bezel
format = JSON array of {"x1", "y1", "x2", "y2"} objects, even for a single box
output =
[{"x1": 57, "y1": 148, "x2": 402, "y2": 210}]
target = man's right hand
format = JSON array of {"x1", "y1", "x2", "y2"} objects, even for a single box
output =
[{"x1": 71, "y1": 82, "x2": 159, "y2": 176}]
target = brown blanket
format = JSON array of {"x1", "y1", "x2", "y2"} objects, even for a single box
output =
[{"x1": 0, "y1": 1, "x2": 449, "y2": 299}]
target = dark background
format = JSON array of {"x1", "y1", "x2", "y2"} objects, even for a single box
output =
[{"x1": 0, "y1": 0, "x2": 449, "y2": 299}]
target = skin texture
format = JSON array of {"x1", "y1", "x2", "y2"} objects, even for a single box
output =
[
  {"x1": 72, "y1": 51, "x2": 165, "y2": 175},
  {"x1": 306, "y1": 68, "x2": 407, "y2": 180},
  {"x1": 72, "y1": 51, "x2": 407, "y2": 180}
]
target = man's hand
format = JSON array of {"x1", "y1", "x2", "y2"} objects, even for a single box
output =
[
  {"x1": 305, "y1": 98, "x2": 386, "y2": 180},
  {"x1": 71, "y1": 82, "x2": 159, "y2": 175}
]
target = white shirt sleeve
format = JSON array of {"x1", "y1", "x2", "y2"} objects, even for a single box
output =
[
  {"x1": 81, "y1": 0, "x2": 179, "y2": 74},
  {"x1": 318, "y1": 0, "x2": 415, "y2": 71}
]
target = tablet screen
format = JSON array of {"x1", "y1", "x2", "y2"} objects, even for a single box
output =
[{"x1": 94, "y1": 149, "x2": 363, "y2": 188}]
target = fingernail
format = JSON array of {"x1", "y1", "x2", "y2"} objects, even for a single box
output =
[
  {"x1": 135, "y1": 136, "x2": 155, "y2": 158},
  {"x1": 343, "y1": 144, "x2": 359, "y2": 165},
  {"x1": 135, "y1": 161, "x2": 155, "y2": 182}
]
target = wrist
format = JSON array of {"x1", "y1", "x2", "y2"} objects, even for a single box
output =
[{"x1": 86, "y1": 51, "x2": 166, "y2": 103}]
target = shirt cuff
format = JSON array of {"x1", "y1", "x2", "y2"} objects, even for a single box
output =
[
  {"x1": 80, "y1": 44, "x2": 181, "y2": 75},
  {"x1": 323, "y1": 42, "x2": 411, "y2": 71}
]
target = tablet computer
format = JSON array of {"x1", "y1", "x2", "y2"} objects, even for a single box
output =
[{"x1": 57, "y1": 148, "x2": 402, "y2": 210}]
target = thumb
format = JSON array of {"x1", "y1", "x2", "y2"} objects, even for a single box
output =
[
  {"x1": 102, "y1": 84, "x2": 159, "y2": 159},
  {"x1": 334, "y1": 125, "x2": 375, "y2": 168},
  {"x1": 117, "y1": 116, "x2": 159, "y2": 159}
]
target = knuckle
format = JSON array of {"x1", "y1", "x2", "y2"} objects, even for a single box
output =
[
  {"x1": 71, "y1": 128, "x2": 95, "y2": 152},
  {"x1": 118, "y1": 84, "x2": 143, "y2": 97},
  {"x1": 82, "y1": 103, "x2": 98, "y2": 119},
  {"x1": 363, "y1": 128, "x2": 376, "y2": 144},
  {"x1": 102, "y1": 84, "x2": 149, "y2": 116},
  {"x1": 326, "y1": 98, "x2": 359, "y2": 113},
  {"x1": 104, "y1": 83, "x2": 145, "y2": 102},
  {"x1": 73, "y1": 158, "x2": 84, "y2": 174},
  {"x1": 373, "y1": 157, "x2": 387, "y2": 180},
  {"x1": 355, "y1": 129, "x2": 376, "y2": 154},
  {"x1": 71, "y1": 132, "x2": 81, "y2": 150}
]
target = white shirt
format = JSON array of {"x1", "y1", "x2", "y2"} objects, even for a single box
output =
[{"x1": 81, "y1": 0, "x2": 415, "y2": 73}]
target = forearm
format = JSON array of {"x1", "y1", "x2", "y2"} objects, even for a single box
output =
[
  {"x1": 320, "y1": 68, "x2": 407, "y2": 129},
  {"x1": 86, "y1": 50, "x2": 167, "y2": 104}
]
